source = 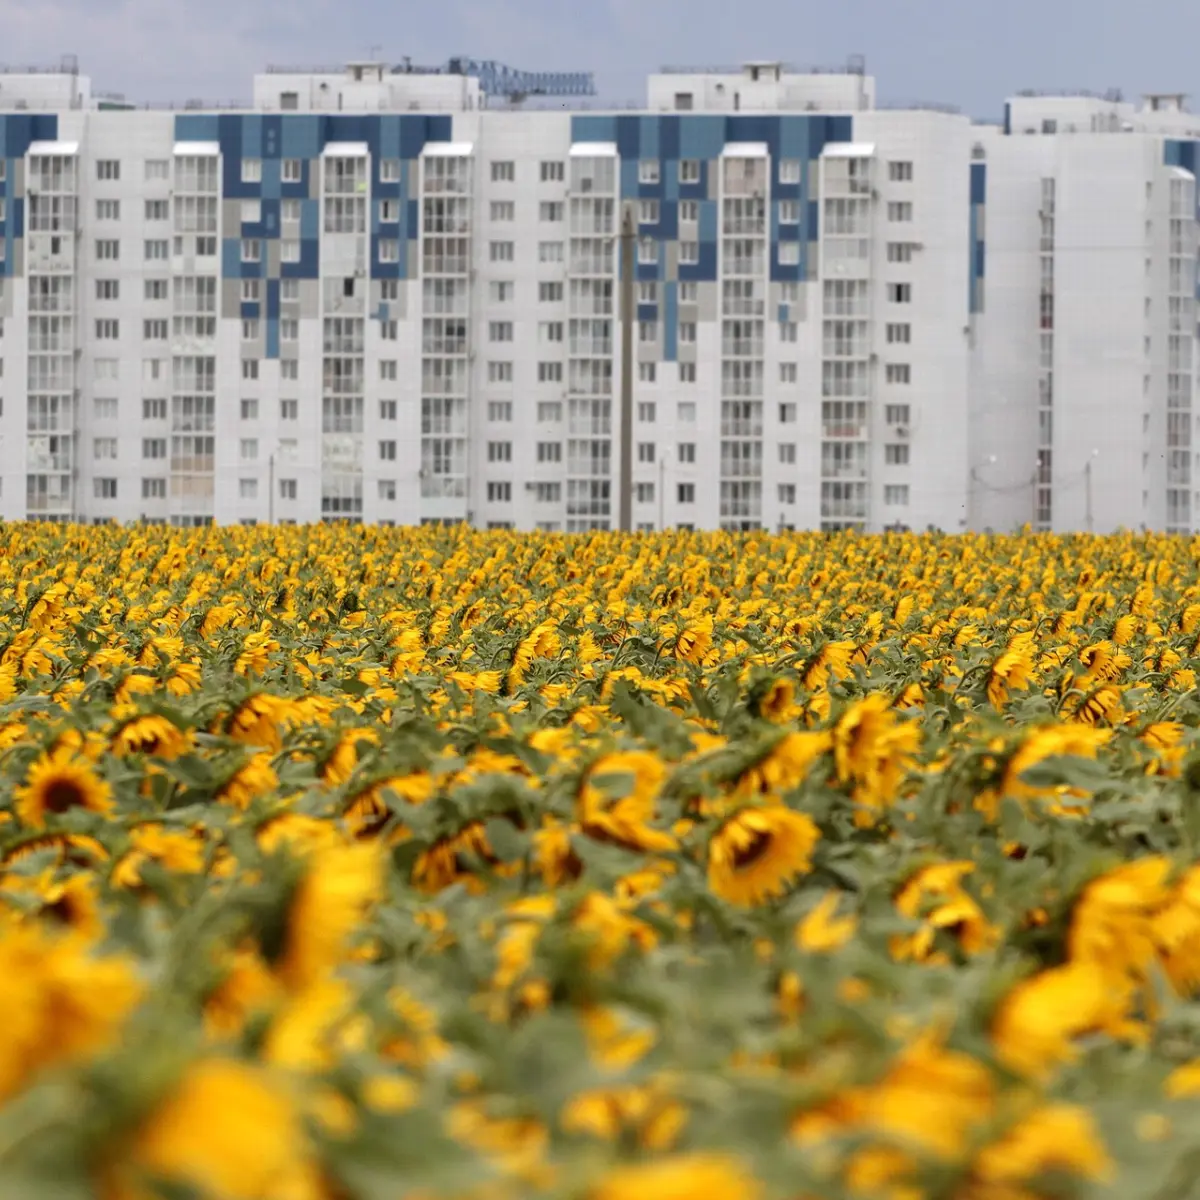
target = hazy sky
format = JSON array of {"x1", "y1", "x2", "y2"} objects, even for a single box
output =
[{"x1": 4, "y1": 0, "x2": 1199, "y2": 120}]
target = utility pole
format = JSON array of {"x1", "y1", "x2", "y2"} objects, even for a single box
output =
[
  {"x1": 618, "y1": 202, "x2": 635, "y2": 533},
  {"x1": 1085, "y1": 449, "x2": 1098, "y2": 533}
]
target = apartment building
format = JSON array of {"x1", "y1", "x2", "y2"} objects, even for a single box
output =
[{"x1": 0, "y1": 57, "x2": 1193, "y2": 534}]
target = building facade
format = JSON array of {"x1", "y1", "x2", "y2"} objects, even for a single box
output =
[{"x1": 0, "y1": 59, "x2": 1194, "y2": 534}]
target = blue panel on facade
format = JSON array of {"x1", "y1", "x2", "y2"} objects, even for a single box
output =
[
  {"x1": 266, "y1": 318, "x2": 279, "y2": 359},
  {"x1": 698, "y1": 200, "x2": 718, "y2": 242},
  {"x1": 279, "y1": 115, "x2": 320, "y2": 159},
  {"x1": 261, "y1": 158, "x2": 281, "y2": 199},
  {"x1": 240, "y1": 302, "x2": 260, "y2": 320},
  {"x1": 0, "y1": 114, "x2": 56, "y2": 278},
  {"x1": 635, "y1": 261, "x2": 659, "y2": 282},
  {"x1": 616, "y1": 117, "x2": 641, "y2": 161},
  {"x1": 677, "y1": 116, "x2": 724, "y2": 161},
  {"x1": 637, "y1": 303, "x2": 658, "y2": 322},
  {"x1": 279, "y1": 239, "x2": 320, "y2": 278},
  {"x1": 175, "y1": 114, "x2": 219, "y2": 142},
  {"x1": 659, "y1": 117, "x2": 681, "y2": 162},
  {"x1": 572, "y1": 115, "x2": 616, "y2": 144},
  {"x1": 1003, "y1": 102, "x2": 1012, "y2": 136},
  {"x1": 970, "y1": 161, "x2": 987, "y2": 205},
  {"x1": 266, "y1": 279, "x2": 281, "y2": 320},
  {"x1": 221, "y1": 239, "x2": 243, "y2": 278},
  {"x1": 299, "y1": 199, "x2": 320, "y2": 240},
  {"x1": 658, "y1": 200, "x2": 679, "y2": 241},
  {"x1": 9, "y1": 198, "x2": 23, "y2": 239}
]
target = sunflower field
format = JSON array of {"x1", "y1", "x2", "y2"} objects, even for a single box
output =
[{"x1": 8, "y1": 523, "x2": 1200, "y2": 1198}]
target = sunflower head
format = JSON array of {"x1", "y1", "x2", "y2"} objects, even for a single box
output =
[
  {"x1": 13, "y1": 750, "x2": 114, "y2": 829},
  {"x1": 707, "y1": 805, "x2": 820, "y2": 908}
]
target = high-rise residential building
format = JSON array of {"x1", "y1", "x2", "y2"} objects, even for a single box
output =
[{"x1": 0, "y1": 57, "x2": 1195, "y2": 533}]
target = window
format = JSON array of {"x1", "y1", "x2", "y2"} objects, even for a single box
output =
[
  {"x1": 887, "y1": 202, "x2": 913, "y2": 222},
  {"x1": 282, "y1": 158, "x2": 302, "y2": 183},
  {"x1": 143, "y1": 398, "x2": 167, "y2": 420},
  {"x1": 380, "y1": 280, "x2": 398, "y2": 301},
  {"x1": 241, "y1": 199, "x2": 261, "y2": 224},
  {"x1": 679, "y1": 241, "x2": 699, "y2": 264},
  {"x1": 144, "y1": 159, "x2": 169, "y2": 181},
  {"x1": 679, "y1": 321, "x2": 697, "y2": 344},
  {"x1": 142, "y1": 438, "x2": 167, "y2": 459},
  {"x1": 281, "y1": 399, "x2": 298, "y2": 421},
  {"x1": 677, "y1": 402, "x2": 696, "y2": 423},
  {"x1": 538, "y1": 241, "x2": 564, "y2": 262},
  {"x1": 541, "y1": 160, "x2": 565, "y2": 183},
  {"x1": 887, "y1": 283, "x2": 912, "y2": 304},
  {"x1": 487, "y1": 481, "x2": 512, "y2": 502},
  {"x1": 678, "y1": 483, "x2": 696, "y2": 503},
  {"x1": 779, "y1": 200, "x2": 800, "y2": 224},
  {"x1": 884, "y1": 484, "x2": 910, "y2": 505},
  {"x1": 279, "y1": 479, "x2": 298, "y2": 500},
  {"x1": 94, "y1": 437, "x2": 118, "y2": 460},
  {"x1": 490, "y1": 200, "x2": 515, "y2": 222},
  {"x1": 378, "y1": 480, "x2": 397, "y2": 501},
  {"x1": 779, "y1": 443, "x2": 796, "y2": 465},
  {"x1": 888, "y1": 161, "x2": 914, "y2": 182},
  {"x1": 779, "y1": 321, "x2": 798, "y2": 342},
  {"x1": 95, "y1": 319, "x2": 119, "y2": 339},
  {"x1": 94, "y1": 397, "x2": 118, "y2": 420},
  {"x1": 639, "y1": 363, "x2": 657, "y2": 384},
  {"x1": 779, "y1": 402, "x2": 797, "y2": 423},
  {"x1": 779, "y1": 160, "x2": 801, "y2": 184},
  {"x1": 538, "y1": 362, "x2": 563, "y2": 383},
  {"x1": 489, "y1": 321, "x2": 513, "y2": 342},
  {"x1": 636, "y1": 483, "x2": 655, "y2": 504},
  {"x1": 779, "y1": 242, "x2": 800, "y2": 266},
  {"x1": 539, "y1": 201, "x2": 564, "y2": 222},
  {"x1": 141, "y1": 279, "x2": 166, "y2": 302},
  {"x1": 240, "y1": 398, "x2": 259, "y2": 420},
  {"x1": 142, "y1": 478, "x2": 166, "y2": 499},
  {"x1": 96, "y1": 199, "x2": 120, "y2": 221},
  {"x1": 380, "y1": 361, "x2": 398, "y2": 381},
  {"x1": 280, "y1": 239, "x2": 300, "y2": 263},
  {"x1": 96, "y1": 279, "x2": 119, "y2": 300},
  {"x1": 241, "y1": 158, "x2": 262, "y2": 183},
  {"x1": 885, "y1": 444, "x2": 910, "y2": 465},
  {"x1": 379, "y1": 159, "x2": 400, "y2": 183},
  {"x1": 283, "y1": 317, "x2": 303, "y2": 340},
  {"x1": 638, "y1": 239, "x2": 659, "y2": 265},
  {"x1": 638, "y1": 401, "x2": 657, "y2": 422},
  {"x1": 677, "y1": 443, "x2": 696, "y2": 464},
  {"x1": 638, "y1": 442, "x2": 656, "y2": 464},
  {"x1": 488, "y1": 442, "x2": 512, "y2": 463},
  {"x1": 885, "y1": 404, "x2": 911, "y2": 427},
  {"x1": 779, "y1": 484, "x2": 796, "y2": 505},
  {"x1": 537, "y1": 401, "x2": 562, "y2": 421},
  {"x1": 491, "y1": 161, "x2": 515, "y2": 183},
  {"x1": 488, "y1": 400, "x2": 513, "y2": 421},
  {"x1": 639, "y1": 282, "x2": 658, "y2": 303},
  {"x1": 94, "y1": 478, "x2": 118, "y2": 499},
  {"x1": 489, "y1": 281, "x2": 514, "y2": 303},
  {"x1": 488, "y1": 362, "x2": 514, "y2": 383},
  {"x1": 379, "y1": 440, "x2": 397, "y2": 461},
  {"x1": 885, "y1": 363, "x2": 911, "y2": 384},
  {"x1": 242, "y1": 319, "x2": 260, "y2": 341},
  {"x1": 144, "y1": 239, "x2": 169, "y2": 261},
  {"x1": 539, "y1": 321, "x2": 564, "y2": 344},
  {"x1": 537, "y1": 442, "x2": 562, "y2": 463},
  {"x1": 281, "y1": 200, "x2": 301, "y2": 225},
  {"x1": 241, "y1": 238, "x2": 261, "y2": 263},
  {"x1": 95, "y1": 239, "x2": 119, "y2": 261},
  {"x1": 240, "y1": 279, "x2": 261, "y2": 303},
  {"x1": 539, "y1": 281, "x2": 564, "y2": 303},
  {"x1": 886, "y1": 322, "x2": 911, "y2": 344},
  {"x1": 680, "y1": 159, "x2": 701, "y2": 184},
  {"x1": 240, "y1": 438, "x2": 259, "y2": 462},
  {"x1": 887, "y1": 242, "x2": 915, "y2": 263},
  {"x1": 490, "y1": 241, "x2": 514, "y2": 263},
  {"x1": 97, "y1": 160, "x2": 120, "y2": 181},
  {"x1": 378, "y1": 240, "x2": 400, "y2": 263},
  {"x1": 242, "y1": 359, "x2": 259, "y2": 380},
  {"x1": 534, "y1": 483, "x2": 561, "y2": 503},
  {"x1": 143, "y1": 319, "x2": 168, "y2": 341},
  {"x1": 780, "y1": 363, "x2": 797, "y2": 384},
  {"x1": 281, "y1": 360, "x2": 299, "y2": 381},
  {"x1": 95, "y1": 359, "x2": 119, "y2": 381},
  {"x1": 639, "y1": 321, "x2": 658, "y2": 343},
  {"x1": 639, "y1": 198, "x2": 660, "y2": 224},
  {"x1": 237, "y1": 478, "x2": 258, "y2": 500},
  {"x1": 679, "y1": 362, "x2": 697, "y2": 384},
  {"x1": 639, "y1": 159, "x2": 660, "y2": 184}
]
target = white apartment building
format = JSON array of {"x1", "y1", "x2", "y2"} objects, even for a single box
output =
[{"x1": 0, "y1": 56, "x2": 1193, "y2": 534}]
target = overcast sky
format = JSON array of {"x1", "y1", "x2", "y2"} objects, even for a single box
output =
[{"x1": 4, "y1": 0, "x2": 1199, "y2": 120}]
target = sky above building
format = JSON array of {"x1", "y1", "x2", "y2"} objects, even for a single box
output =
[{"x1": 3, "y1": 0, "x2": 1198, "y2": 119}]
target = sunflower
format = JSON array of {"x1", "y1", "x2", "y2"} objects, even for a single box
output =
[
  {"x1": 588, "y1": 1153, "x2": 761, "y2": 1200},
  {"x1": 13, "y1": 749, "x2": 114, "y2": 829},
  {"x1": 707, "y1": 806, "x2": 820, "y2": 907},
  {"x1": 111, "y1": 714, "x2": 189, "y2": 760}
]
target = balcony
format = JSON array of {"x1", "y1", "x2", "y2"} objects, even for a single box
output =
[
  {"x1": 721, "y1": 338, "x2": 764, "y2": 357},
  {"x1": 720, "y1": 419, "x2": 763, "y2": 437},
  {"x1": 821, "y1": 463, "x2": 869, "y2": 480},
  {"x1": 822, "y1": 422, "x2": 868, "y2": 440}
]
